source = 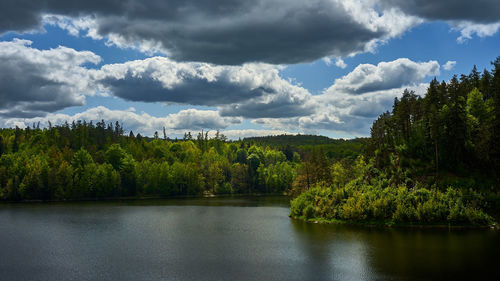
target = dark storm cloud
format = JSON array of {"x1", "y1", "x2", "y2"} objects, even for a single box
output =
[
  {"x1": 0, "y1": 0, "x2": 385, "y2": 64},
  {"x1": 381, "y1": 0, "x2": 500, "y2": 23},
  {"x1": 0, "y1": 40, "x2": 98, "y2": 117},
  {"x1": 100, "y1": 74, "x2": 271, "y2": 106},
  {"x1": 219, "y1": 95, "x2": 316, "y2": 118},
  {"x1": 0, "y1": 70, "x2": 81, "y2": 117}
]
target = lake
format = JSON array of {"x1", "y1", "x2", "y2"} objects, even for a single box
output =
[{"x1": 0, "y1": 196, "x2": 498, "y2": 281}]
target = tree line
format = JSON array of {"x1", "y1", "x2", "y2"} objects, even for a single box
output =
[
  {"x1": 368, "y1": 58, "x2": 500, "y2": 187},
  {"x1": 0, "y1": 121, "x2": 307, "y2": 200}
]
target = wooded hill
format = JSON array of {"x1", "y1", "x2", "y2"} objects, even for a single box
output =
[{"x1": 244, "y1": 135, "x2": 366, "y2": 161}]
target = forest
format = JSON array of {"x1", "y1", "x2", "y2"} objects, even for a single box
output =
[
  {"x1": 0, "y1": 123, "x2": 309, "y2": 200},
  {"x1": 0, "y1": 120, "x2": 369, "y2": 200},
  {"x1": 1, "y1": 57, "x2": 500, "y2": 226}
]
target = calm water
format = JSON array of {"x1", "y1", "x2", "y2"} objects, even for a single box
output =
[{"x1": 0, "y1": 197, "x2": 498, "y2": 281}]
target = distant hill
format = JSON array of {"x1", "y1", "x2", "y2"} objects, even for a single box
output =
[
  {"x1": 244, "y1": 134, "x2": 333, "y2": 145},
  {"x1": 243, "y1": 134, "x2": 367, "y2": 161}
]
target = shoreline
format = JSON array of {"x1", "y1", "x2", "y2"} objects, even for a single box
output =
[
  {"x1": 4, "y1": 195, "x2": 497, "y2": 229},
  {"x1": 0, "y1": 193, "x2": 291, "y2": 204},
  {"x1": 289, "y1": 215, "x2": 499, "y2": 230}
]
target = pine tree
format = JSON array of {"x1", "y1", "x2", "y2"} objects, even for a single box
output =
[
  {"x1": 491, "y1": 57, "x2": 500, "y2": 171},
  {"x1": 469, "y1": 65, "x2": 480, "y2": 89},
  {"x1": 480, "y1": 69, "x2": 493, "y2": 99}
]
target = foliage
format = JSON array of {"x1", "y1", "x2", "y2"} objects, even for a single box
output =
[
  {"x1": 290, "y1": 160, "x2": 494, "y2": 226},
  {"x1": 244, "y1": 134, "x2": 366, "y2": 161},
  {"x1": 0, "y1": 121, "x2": 300, "y2": 200},
  {"x1": 367, "y1": 59, "x2": 500, "y2": 187}
]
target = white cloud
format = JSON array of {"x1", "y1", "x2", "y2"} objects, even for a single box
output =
[
  {"x1": 1, "y1": 106, "x2": 295, "y2": 139},
  {"x1": 42, "y1": 15, "x2": 99, "y2": 38},
  {"x1": 324, "y1": 57, "x2": 347, "y2": 68},
  {"x1": 166, "y1": 109, "x2": 241, "y2": 130},
  {"x1": 253, "y1": 83, "x2": 429, "y2": 135},
  {"x1": 252, "y1": 57, "x2": 434, "y2": 135},
  {"x1": 1, "y1": 106, "x2": 240, "y2": 137},
  {"x1": 455, "y1": 21, "x2": 500, "y2": 43},
  {"x1": 341, "y1": 1, "x2": 422, "y2": 38},
  {"x1": 443, "y1": 61, "x2": 457, "y2": 71},
  {"x1": 324, "y1": 58, "x2": 439, "y2": 95},
  {"x1": 335, "y1": 58, "x2": 347, "y2": 69}
]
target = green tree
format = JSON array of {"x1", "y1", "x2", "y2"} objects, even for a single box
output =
[
  {"x1": 94, "y1": 163, "x2": 120, "y2": 197},
  {"x1": 231, "y1": 163, "x2": 250, "y2": 193}
]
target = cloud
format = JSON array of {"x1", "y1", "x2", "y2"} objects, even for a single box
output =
[
  {"x1": 1, "y1": 106, "x2": 296, "y2": 139},
  {"x1": 0, "y1": 43, "x2": 322, "y2": 121},
  {"x1": 252, "y1": 58, "x2": 433, "y2": 135},
  {"x1": 335, "y1": 58, "x2": 348, "y2": 69},
  {"x1": 220, "y1": 129, "x2": 295, "y2": 140},
  {"x1": 1, "y1": 106, "x2": 240, "y2": 136},
  {"x1": 323, "y1": 57, "x2": 347, "y2": 68},
  {"x1": 0, "y1": 39, "x2": 100, "y2": 117},
  {"x1": 324, "y1": 58, "x2": 439, "y2": 95},
  {"x1": 95, "y1": 58, "x2": 279, "y2": 105},
  {"x1": 95, "y1": 57, "x2": 317, "y2": 118},
  {"x1": 455, "y1": 22, "x2": 500, "y2": 43},
  {"x1": 0, "y1": 36, "x2": 438, "y2": 137},
  {"x1": 218, "y1": 86, "x2": 317, "y2": 118},
  {"x1": 253, "y1": 83, "x2": 429, "y2": 135},
  {"x1": 443, "y1": 61, "x2": 457, "y2": 71},
  {"x1": 380, "y1": 0, "x2": 500, "y2": 40},
  {"x1": 0, "y1": 0, "x2": 421, "y2": 64},
  {"x1": 380, "y1": 0, "x2": 500, "y2": 23},
  {"x1": 166, "y1": 109, "x2": 241, "y2": 130}
]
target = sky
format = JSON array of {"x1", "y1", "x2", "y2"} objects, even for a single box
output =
[{"x1": 0, "y1": 0, "x2": 499, "y2": 139}]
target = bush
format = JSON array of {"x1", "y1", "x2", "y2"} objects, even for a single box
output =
[
  {"x1": 303, "y1": 205, "x2": 315, "y2": 219},
  {"x1": 214, "y1": 182, "x2": 233, "y2": 195},
  {"x1": 290, "y1": 181, "x2": 494, "y2": 226}
]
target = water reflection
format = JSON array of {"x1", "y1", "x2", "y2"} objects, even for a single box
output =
[
  {"x1": 365, "y1": 227, "x2": 500, "y2": 281},
  {"x1": 289, "y1": 220, "x2": 500, "y2": 281},
  {"x1": 0, "y1": 198, "x2": 498, "y2": 281},
  {"x1": 290, "y1": 220, "x2": 383, "y2": 281}
]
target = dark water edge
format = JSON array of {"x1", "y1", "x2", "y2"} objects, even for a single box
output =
[
  {"x1": 1, "y1": 196, "x2": 499, "y2": 281},
  {"x1": 290, "y1": 215, "x2": 499, "y2": 230},
  {"x1": 0, "y1": 193, "x2": 289, "y2": 204},
  {"x1": 0, "y1": 194, "x2": 291, "y2": 208}
]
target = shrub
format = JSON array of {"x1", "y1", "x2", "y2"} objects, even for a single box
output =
[{"x1": 290, "y1": 181, "x2": 494, "y2": 226}]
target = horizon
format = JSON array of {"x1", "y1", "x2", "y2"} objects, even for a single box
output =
[{"x1": 1, "y1": 123, "x2": 366, "y2": 141}]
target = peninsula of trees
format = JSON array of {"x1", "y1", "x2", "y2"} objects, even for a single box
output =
[{"x1": 290, "y1": 57, "x2": 500, "y2": 226}]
